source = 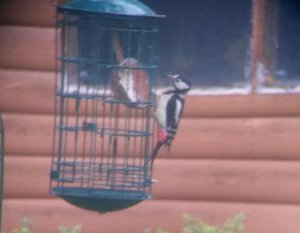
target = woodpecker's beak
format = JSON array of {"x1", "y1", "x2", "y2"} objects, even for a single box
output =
[
  {"x1": 166, "y1": 73, "x2": 180, "y2": 87},
  {"x1": 168, "y1": 75, "x2": 176, "y2": 88},
  {"x1": 166, "y1": 73, "x2": 174, "y2": 82}
]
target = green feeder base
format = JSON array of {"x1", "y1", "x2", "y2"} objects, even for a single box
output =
[{"x1": 52, "y1": 187, "x2": 150, "y2": 213}]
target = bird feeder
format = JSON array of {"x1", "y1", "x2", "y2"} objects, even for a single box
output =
[{"x1": 50, "y1": 0, "x2": 163, "y2": 213}]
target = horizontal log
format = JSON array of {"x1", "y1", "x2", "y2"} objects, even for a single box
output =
[
  {"x1": 2, "y1": 69, "x2": 300, "y2": 117},
  {"x1": 185, "y1": 93, "x2": 300, "y2": 118},
  {"x1": 3, "y1": 114, "x2": 54, "y2": 156},
  {"x1": 172, "y1": 116, "x2": 300, "y2": 159},
  {"x1": 4, "y1": 156, "x2": 51, "y2": 199},
  {"x1": 0, "y1": 26, "x2": 55, "y2": 70},
  {"x1": 5, "y1": 156, "x2": 300, "y2": 205},
  {"x1": 0, "y1": 69, "x2": 55, "y2": 114},
  {"x1": 153, "y1": 159, "x2": 300, "y2": 204},
  {"x1": 0, "y1": 0, "x2": 55, "y2": 27},
  {"x1": 3, "y1": 113, "x2": 300, "y2": 159},
  {"x1": 3, "y1": 198, "x2": 300, "y2": 233}
]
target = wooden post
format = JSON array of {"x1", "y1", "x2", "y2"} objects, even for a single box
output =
[
  {"x1": 250, "y1": 0, "x2": 278, "y2": 92},
  {"x1": 263, "y1": 0, "x2": 278, "y2": 86},
  {"x1": 250, "y1": 0, "x2": 267, "y2": 93}
]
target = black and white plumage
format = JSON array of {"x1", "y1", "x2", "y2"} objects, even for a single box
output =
[{"x1": 149, "y1": 74, "x2": 191, "y2": 164}]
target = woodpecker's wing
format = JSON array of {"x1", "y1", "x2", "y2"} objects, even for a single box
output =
[{"x1": 166, "y1": 94, "x2": 185, "y2": 146}]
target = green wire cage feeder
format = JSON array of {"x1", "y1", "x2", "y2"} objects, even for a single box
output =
[{"x1": 50, "y1": 0, "x2": 164, "y2": 213}]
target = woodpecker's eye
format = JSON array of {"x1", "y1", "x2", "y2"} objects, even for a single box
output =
[{"x1": 175, "y1": 78, "x2": 180, "y2": 82}]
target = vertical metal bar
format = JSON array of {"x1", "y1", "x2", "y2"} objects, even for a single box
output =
[
  {"x1": 111, "y1": 104, "x2": 120, "y2": 188},
  {"x1": 137, "y1": 28, "x2": 145, "y2": 190},
  {"x1": 0, "y1": 114, "x2": 5, "y2": 231},
  {"x1": 72, "y1": 15, "x2": 84, "y2": 186},
  {"x1": 50, "y1": 8, "x2": 60, "y2": 191},
  {"x1": 145, "y1": 25, "x2": 153, "y2": 152},
  {"x1": 107, "y1": 102, "x2": 113, "y2": 186},
  {"x1": 81, "y1": 99, "x2": 89, "y2": 187},
  {"x1": 56, "y1": 12, "x2": 67, "y2": 187},
  {"x1": 132, "y1": 108, "x2": 138, "y2": 175},
  {"x1": 90, "y1": 44, "x2": 101, "y2": 189},
  {"x1": 61, "y1": 13, "x2": 72, "y2": 183},
  {"x1": 149, "y1": 21, "x2": 158, "y2": 165},
  {"x1": 123, "y1": 107, "x2": 131, "y2": 189},
  {"x1": 98, "y1": 26, "x2": 112, "y2": 184},
  {"x1": 80, "y1": 20, "x2": 92, "y2": 188},
  {"x1": 89, "y1": 93, "x2": 97, "y2": 189}
]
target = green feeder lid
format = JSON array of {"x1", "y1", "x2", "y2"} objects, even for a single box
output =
[{"x1": 60, "y1": 0, "x2": 160, "y2": 17}]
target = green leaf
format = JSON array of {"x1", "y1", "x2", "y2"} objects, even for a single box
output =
[
  {"x1": 203, "y1": 225, "x2": 218, "y2": 233},
  {"x1": 20, "y1": 227, "x2": 31, "y2": 233},
  {"x1": 156, "y1": 227, "x2": 169, "y2": 233},
  {"x1": 58, "y1": 225, "x2": 81, "y2": 233}
]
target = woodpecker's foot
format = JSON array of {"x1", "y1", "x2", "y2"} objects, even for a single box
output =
[{"x1": 151, "y1": 178, "x2": 158, "y2": 184}]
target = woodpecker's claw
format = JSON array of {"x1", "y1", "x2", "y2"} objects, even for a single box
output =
[{"x1": 151, "y1": 178, "x2": 158, "y2": 183}]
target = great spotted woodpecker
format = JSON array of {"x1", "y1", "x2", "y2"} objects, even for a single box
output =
[{"x1": 149, "y1": 74, "x2": 191, "y2": 165}]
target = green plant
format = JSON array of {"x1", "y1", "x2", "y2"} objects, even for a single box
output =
[
  {"x1": 3, "y1": 218, "x2": 82, "y2": 233},
  {"x1": 181, "y1": 213, "x2": 245, "y2": 233},
  {"x1": 147, "y1": 213, "x2": 246, "y2": 233},
  {"x1": 8, "y1": 218, "x2": 34, "y2": 233},
  {"x1": 58, "y1": 225, "x2": 81, "y2": 233}
]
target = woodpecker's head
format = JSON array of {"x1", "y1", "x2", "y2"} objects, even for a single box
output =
[{"x1": 167, "y1": 74, "x2": 191, "y2": 94}]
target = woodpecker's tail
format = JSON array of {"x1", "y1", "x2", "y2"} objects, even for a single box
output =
[{"x1": 147, "y1": 142, "x2": 164, "y2": 167}]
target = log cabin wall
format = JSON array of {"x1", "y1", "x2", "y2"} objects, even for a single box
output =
[{"x1": 1, "y1": 1, "x2": 300, "y2": 233}]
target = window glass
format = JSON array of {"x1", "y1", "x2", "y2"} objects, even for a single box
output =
[
  {"x1": 144, "y1": 0, "x2": 300, "y2": 94},
  {"x1": 144, "y1": 0, "x2": 252, "y2": 91},
  {"x1": 276, "y1": 0, "x2": 300, "y2": 89}
]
